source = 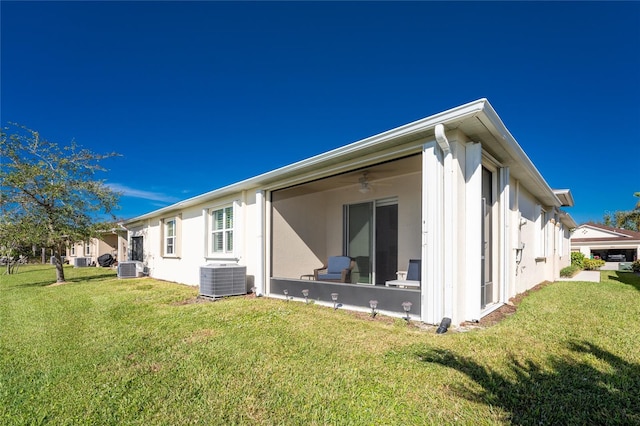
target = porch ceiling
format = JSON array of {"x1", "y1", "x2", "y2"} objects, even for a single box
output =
[{"x1": 273, "y1": 155, "x2": 421, "y2": 198}]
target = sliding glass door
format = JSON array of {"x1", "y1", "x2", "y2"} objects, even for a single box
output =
[{"x1": 345, "y1": 198, "x2": 398, "y2": 285}]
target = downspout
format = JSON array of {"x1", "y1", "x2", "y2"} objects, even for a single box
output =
[
  {"x1": 435, "y1": 124, "x2": 453, "y2": 322},
  {"x1": 255, "y1": 190, "x2": 265, "y2": 296}
]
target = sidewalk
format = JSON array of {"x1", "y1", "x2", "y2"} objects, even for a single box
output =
[{"x1": 560, "y1": 270, "x2": 601, "y2": 283}]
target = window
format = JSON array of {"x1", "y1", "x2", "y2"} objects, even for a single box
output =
[
  {"x1": 70, "y1": 246, "x2": 75, "y2": 256},
  {"x1": 165, "y1": 219, "x2": 176, "y2": 255},
  {"x1": 536, "y1": 207, "x2": 548, "y2": 259},
  {"x1": 161, "y1": 216, "x2": 181, "y2": 257},
  {"x1": 85, "y1": 243, "x2": 91, "y2": 256},
  {"x1": 211, "y1": 206, "x2": 234, "y2": 254}
]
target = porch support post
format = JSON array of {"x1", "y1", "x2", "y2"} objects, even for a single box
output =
[
  {"x1": 464, "y1": 142, "x2": 482, "y2": 322},
  {"x1": 498, "y1": 167, "x2": 510, "y2": 304},
  {"x1": 422, "y1": 141, "x2": 444, "y2": 324},
  {"x1": 255, "y1": 190, "x2": 265, "y2": 296},
  {"x1": 437, "y1": 126, "x2": 454, "y2": 320}
]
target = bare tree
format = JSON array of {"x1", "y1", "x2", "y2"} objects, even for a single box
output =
[{"x1": 1, "y1": 124, "x2": 120, "y2": 282}]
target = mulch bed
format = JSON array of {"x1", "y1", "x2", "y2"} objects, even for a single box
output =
[{"x1": 459, "y1": 280, "x2": 553, "y2": 330}]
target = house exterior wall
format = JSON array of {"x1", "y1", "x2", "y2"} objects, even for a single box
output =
[
  {"x1": 508, "y1": 183, "x2": 570, "y2": 292},
  {"x1": 123, "y1": 100, "x2": 574, "y2": 326},
  {"x1": 128, "y1": 191, "x2": 262, "y2": 287}
]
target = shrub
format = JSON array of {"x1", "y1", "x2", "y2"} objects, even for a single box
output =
[
  {"x1": 571, "y1": 252, "x2": 585, "y2": 269},
  {"x1": 560, "y1": 265, "x2": 580, "y2": 278},
  {"x1": 583, "y1": 258, "x2": 605, "y2": 271},
  {"x1": 632, "y1": 260, "x2": 640, "y2": 273}
]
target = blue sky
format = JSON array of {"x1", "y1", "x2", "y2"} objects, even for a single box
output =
[{"x1": 2, "y1": 1, "x2": 639, "y2": 224}]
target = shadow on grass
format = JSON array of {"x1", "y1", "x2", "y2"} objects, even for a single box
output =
[
  {"x1": 7, "y1": 270, "x2": 117, "y2": 288},
  {"x1": 605, "y1": 271, "x2": 640, "y2": 292},
  {"x1": 66, "y1": 271, "x2": 117, "y2": 284},
  {"x1": 418, "y1": 341, "x2": 640, "y2": 425}
]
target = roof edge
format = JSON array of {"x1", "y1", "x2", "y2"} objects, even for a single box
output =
[{"x1": 124, "y1": 99, "x2": 489, "y2": 224}]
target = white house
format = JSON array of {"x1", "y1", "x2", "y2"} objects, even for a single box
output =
[
  {"x1": 67, "y1": 228, "x2": 128, "y2": 267},
  {"x1": 571, "y1": 223, "x2": 640, "y2": 262},
  {"x1": 123, "y1": 99, "x2": 576, "y2": 326}
]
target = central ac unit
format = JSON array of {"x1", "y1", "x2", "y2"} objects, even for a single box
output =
[
  {"x1": 199, "y1": 264, "x2": 247, "y2": 298},
  {"x1": 74, "y1": 257, "x2": 89, "y2": 267},
  {"x1": 50, "y1": 256, "x2": 66, "y2": 265},
  {"x1": 118, "y1": 261, "x2": 145, "y2": 278}
]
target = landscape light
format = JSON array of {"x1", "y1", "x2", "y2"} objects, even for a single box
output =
[
  {"x1": 369, "y1": 300, "x2": 378, "y2": 317},
  {"x1": 402, "y1": 301, "x2": 412, "y2": 321},
  {"x1": 302, "y1": 289, "x2": 309, "y2": 304},
  {"x1": 331, "y1": 293, "x2": 339, "y2": 310}
]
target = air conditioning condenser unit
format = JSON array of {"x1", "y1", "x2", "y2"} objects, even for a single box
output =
[
  {"x1": 118, "y1": 261, "x2": 145, "y2": 278},
  {"x1": 200, "y1": 264, "x2": 247, "y2": 298},
  {"x1": 74, "y1": 257, "x2": 89, "y2": 267}
]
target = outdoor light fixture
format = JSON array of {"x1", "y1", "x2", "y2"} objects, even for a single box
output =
[
  {"x1": 251, "y1": 286, "x2": 257, "y2": 296},
  {"x1": 283, "y1": 289, "x2": 289, "y2": 301},
  {"x1": 369, "y1": 300, "x2": 378, "y2": 317},
  {"x1": 401, "y1": 301, "x2": 412, "y2": 321},
  {"x1": 331, "y1": 292, "x2": 339, "y2": 310},
  {"x1": 302, "y1": 289, "x2": 309, "y2": 304}
]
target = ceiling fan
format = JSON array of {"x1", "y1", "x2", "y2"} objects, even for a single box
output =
[
  {"x1": 342, "y1": 170, "x2": 391, "y2": 194},
  {"x1": 358, "y1": 172, "x2": 372, "y2": 194}
]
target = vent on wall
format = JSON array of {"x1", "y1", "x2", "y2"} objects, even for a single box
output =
[
  {"x1": 74, "y1": 257, "x2": 89, "y2": 267},
  {"x1": 200, "y1": 264, "x2": 247, "y2": 298},
  {"x1": 118, "y1": 261, "x2": 145, "y2": 278}
]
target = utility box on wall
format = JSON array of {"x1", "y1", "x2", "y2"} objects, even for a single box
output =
[{"x1": 199, "y1": 265, "x2": 247, "y2": 298}]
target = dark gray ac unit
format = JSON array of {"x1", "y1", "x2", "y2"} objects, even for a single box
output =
[
  {"x1": 74, "y1": 257, "x2": 89, "y2": 267},
  {"x1": 50, "y1": 256, "x2": 65, "y2": 265},
  {"x1": 118, "y1": 261, "x2": 144, "y2": 278},
  {"x1": 200, "y1": 264, "x2": 247, "y2": 298}
]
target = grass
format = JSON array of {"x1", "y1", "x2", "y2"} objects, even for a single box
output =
[{"x1": 1, "y1": 265, "x2": 639, "y2": 425}]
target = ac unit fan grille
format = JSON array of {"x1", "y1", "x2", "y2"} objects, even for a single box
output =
[
  {"x1": 200, "y1": 266, "x2": 246, "y2": 298},
  {"x1": 118, "y1": 261, "x2": 141, "y2": 278},
  {"x1": 74, "y1": 257, "x2": 89, "y2": 267}
]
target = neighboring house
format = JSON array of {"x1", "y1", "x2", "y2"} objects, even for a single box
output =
[
  {"x1": 571, "y1": 223, "x2": 640, "y2": 262},
  {"x1": 123, "y1": 99, "x2": 576, "y2": 326},
  {"x1": 67, "y1": 228, "x2": 128, "y2": 266}
]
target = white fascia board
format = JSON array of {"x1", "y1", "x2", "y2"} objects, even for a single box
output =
[
  {"x1": 559, "y1": 211, "x2": 578, "y2": 229},
  {"x1": 476, "y1": 103, "x2": 563, "y2": 208},
  {"x1": 124, "y1": 99, "x2": 489, "y2": 225}
]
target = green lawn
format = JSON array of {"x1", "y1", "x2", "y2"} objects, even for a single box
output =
[{"x1": 1, "y1": 265, "x2": 639, "y2": 425}]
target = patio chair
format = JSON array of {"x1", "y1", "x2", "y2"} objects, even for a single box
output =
[
  {"x1": 385, "y1": 259, "x2": 421, "y2": 288},
  {"x1": 314, "y1": 256, "x2": 355, "y2": 282}
]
